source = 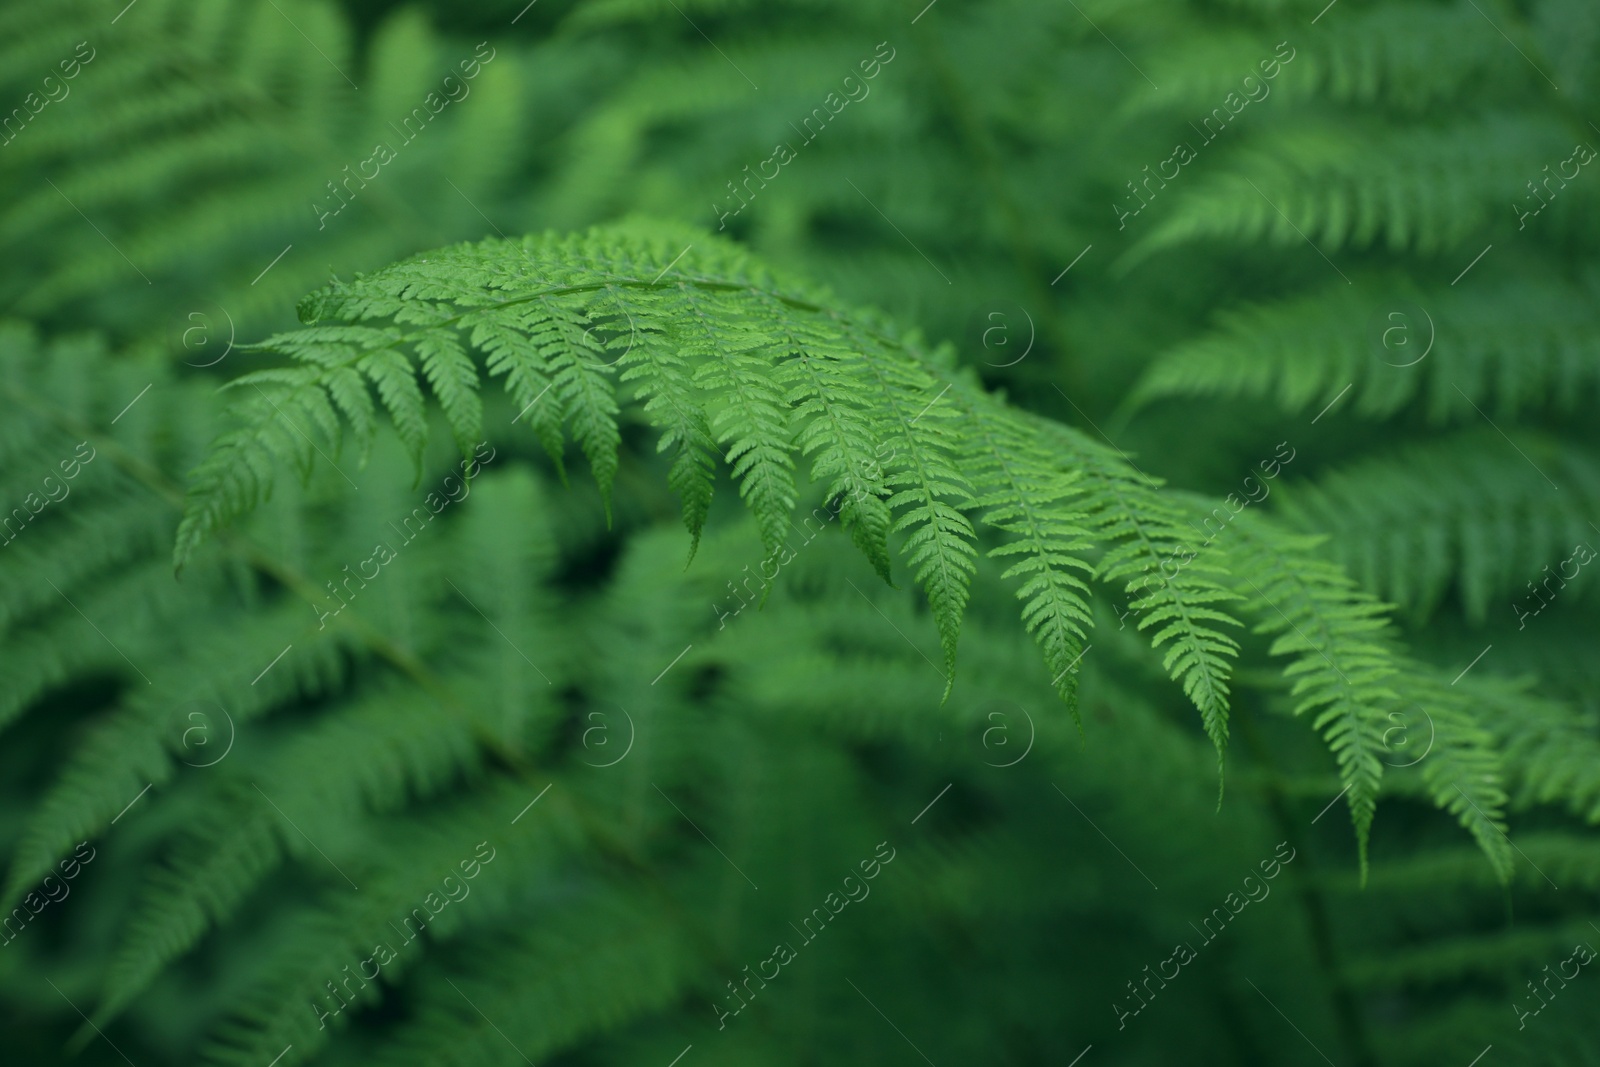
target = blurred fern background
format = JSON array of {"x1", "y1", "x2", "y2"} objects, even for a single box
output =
[{"x1": 2, "y1": 0, "x2": 1598, "y2": 1064}]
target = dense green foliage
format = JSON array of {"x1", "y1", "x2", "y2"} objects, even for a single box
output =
[{"x1": 2, "y1": 0, "x2": 1597, "y2": 1065}]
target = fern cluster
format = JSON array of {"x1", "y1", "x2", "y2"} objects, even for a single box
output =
[{"x1": 4, "y1": 0, "x2": 1599, "y2": 1065}]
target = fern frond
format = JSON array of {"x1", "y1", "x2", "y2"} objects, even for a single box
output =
[
  {"x1": 1304, "y1": 4, "x2": 1536, "y2": 108},
  {"x1": 1121, "y1": 6, "x2": 1529, "y2": 117},
  {"x1": 768, "y1": 295, "x2": 895, "y2": 580},
  {"x1": 1346, "y1": 920, "x2": 1598, "y2": 989},
  {"x1": 1040, "y1": 427, "x2": 1242, "y2": 769},
  {"x1": 193, "y1": 787, "x2": 546, "y2": 1065},
  {"x1": 1120, "y1": 115, "x2": 1573, "y2": 262},
  {"x1": 0, "y1": 0, "x2": 532, "y2": 336},
  {"x1": 1, "y1": 609, "x2": 351, "y2": 909},
  {"x1": 949, "y1": 388, "x2": 1095, "y2": 715},
  {"x1": 1132, "y1": 271, "x2": 1600, "y2": 422},
  {"x1": 95, "y1": 689, "x2": 483, "y2": 1024},
  {"x1": 1471, "y1": 675, "x2": 1600, "y2": 826},
  {"x1": 363, "y1": 890, "x2": 693, "y2": 1067},
  {"x1": 1274, "y1": 432, "x2": 1600, "y2": 622},
  {"x1": 848, "y1": 339, "x2": 978, "y2": 694},
  {"x1": 1214, "y1": 510, "x2": 1394, "y2": 879},
  {"x1": 1385, "y1": 670, "x2": 1514, "y2": 882}
]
